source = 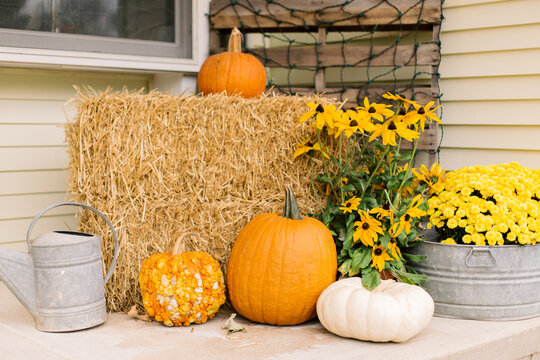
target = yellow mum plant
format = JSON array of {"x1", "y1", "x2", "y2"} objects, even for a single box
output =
[
  {"x1": 294, "y1": 93, "x2": 445, "y2": 290},
  {"x1": 427, "y1": 162, "x2": 540, "y2": 246}
]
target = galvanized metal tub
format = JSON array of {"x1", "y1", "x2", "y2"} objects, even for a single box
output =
[{"x1": 409, "y1": 231, "x2": 540, "y2": 321}]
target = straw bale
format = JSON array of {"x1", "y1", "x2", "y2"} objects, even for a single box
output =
[{"x1": 65, "y1": 88, "x2": 335, "y2": 312}]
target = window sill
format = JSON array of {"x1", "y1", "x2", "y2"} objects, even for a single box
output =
[{"x1": 0, "y1": 46, "x2": 201, "y2": 73}]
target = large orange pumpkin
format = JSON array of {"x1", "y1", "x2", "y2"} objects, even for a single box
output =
[
  {"x1": 226, "y1": 185, "x2": 337, "y2": 325},
  {"x1": 198, "y1": 27, "x2": 266, "y2": 98}
]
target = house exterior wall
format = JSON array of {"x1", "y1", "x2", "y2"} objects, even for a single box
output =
[
  {"x1": 438, "y1": 0, "x2": 540, "y2": 170},
  {"x1": 0, "y1": 67, "x2": 151, "y2": 251}
]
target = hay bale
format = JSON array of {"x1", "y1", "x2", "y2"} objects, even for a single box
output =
[{"x1": 65, "y1": 89, "x2": 334, "y2": 312}]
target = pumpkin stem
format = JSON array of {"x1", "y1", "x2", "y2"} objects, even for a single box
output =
[
  {"x1": 172, "y1": 232, "x2": 198, "y2": 255},
  {"x1": 228, "y1": 27, "x2": 243, "y2": 53},
  {"x1": 281, "y1": 184, "x2": 304, "y2": 220}
]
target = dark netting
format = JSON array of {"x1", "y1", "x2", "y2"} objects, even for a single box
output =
[{"x1": 207, "y1": 0, "x2": 444, "y2": 162}]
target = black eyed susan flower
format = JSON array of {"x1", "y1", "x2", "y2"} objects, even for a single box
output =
[
  {"x1": 353, "y1": 211, "x2": 384, "y2": 246},
  {"x1": 382, "y1": 92, "x2": 418, "y2": 108},
  {"x1": 368, "y1": 119, "x2": 419, "y2": 146},
  {"x1": 413, "y1": 162, "x2": 446, "y2": 195},
  {"x1": 369, "y1": 203, "x2": 393, "y2": 220},
  {"x1": 334, "y1": 109, "x2": 375, "y2": 138},
  {"x1": 339, "y1": 196, "x2": 361, "y2": 214},
  {"x1": 356, "y1": 97, "x2": 394, "y2": 122},
  {"x1": 406, "y1": 194, "x2": 427, "y2": 219},
  {"x1": 388, "y1": 238, "x2": 402, "y2": 260},
  {"x1": 406, "y1": 101, "x2": 441, "y2": 131},
  {"x1": 293, "y1": 138, "x2": 329, "y2": 159},
  {"x1": 298, "y1": 102, "x2": 339, "y2": 130},
  {"x1": 371, "y1": 245, "x2": 393, "y2": 272}
]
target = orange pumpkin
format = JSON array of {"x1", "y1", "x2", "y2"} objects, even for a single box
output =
[
  {"x1": 198, "y1": 27, "x2": 266, "y2": 98},
  {"x1": 226, "y1": 185, "x2": 337, "y2": 325},
  {"x1": 139, "y1": 233, "x2": 226, "y2": 327}
]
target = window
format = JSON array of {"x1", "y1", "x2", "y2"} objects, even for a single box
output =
[{"x1": 0, "y1": 0, "x2": 203, "y2": 71}]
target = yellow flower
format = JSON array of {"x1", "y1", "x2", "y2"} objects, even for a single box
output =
[
  {"x1": 356, "y1": 97, "x2": 394, "y2": 122},
  {"x1": 382, "y1": 92, "x2": 418, "y2": 107},
  {"x1": 441, "y1": 238, "x2": 456, "y2": 244},
  {"x1": 406, "y1": 101, "x2": 441, "y2": 131},
  {"x1": 413, "y1": 162, "x2": 446, "y2": 195},
  {"x1": 368, "y1": 119, "x2": 419, "y2": 146},
  {"x1": 369, "y1": 203, "x2": 393, "y2": 220},
  {"x1": 388, "y1": 238, "x2": 402, "y2": 259},
  {"x1": 293, "y1": 138, "x2": 329, "y2": 159},
  {"x1": 334, "y1": 109, "x2": 375, "y2": 138},
  {"x1": 339, "y1": 196, "x2": 361, "y2": 214},
  {"x1": 353, "y1": 211, "x2": 384, "y2": 247},
  {"x1": 391, "y1": 213, "x2": 414, "y2": 236},
  {"x1": 406, "y1": 194, "x2": 427, "y2": 219},
  {"x1": 298, "y1": 102, "x2": 339, "y2": 130},
  {"x1": 371, "y1": 244, "x2": 393, "y2": 272}
]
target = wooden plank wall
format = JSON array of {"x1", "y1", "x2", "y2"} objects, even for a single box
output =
[
  {"x1": 0, "y1": 67, "x2": 150, "y2": 251},
  {"x1": 208, "y1": 0, "x2": 443, "y2": 162}
]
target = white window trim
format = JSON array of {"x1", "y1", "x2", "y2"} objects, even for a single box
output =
[{"x1": 0, "y1": 0, "x2": 210, "y2": 74}]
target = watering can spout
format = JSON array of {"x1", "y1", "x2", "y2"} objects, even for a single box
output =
[{"x1": 0, "y1": 249, "x2": 36, "y2": 316}]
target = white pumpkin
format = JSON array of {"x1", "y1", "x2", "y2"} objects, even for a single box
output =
[{"x1": 316, "y1": 277, "x2": 434, "y2": 342}]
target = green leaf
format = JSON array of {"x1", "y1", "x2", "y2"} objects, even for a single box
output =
[
  {"x1": 338, "y1": 259, "x2": 352, "y2": 275},
  {"x1": 348, "y1": 268, "x2": 361, "y2": 277},
  {"x1": 346, "y1": 213, "x2": 356, "y2": 227},
  {"x1": 315, "y1": 173, "x2": 332, "y2": 184},
  {"x1": 341, "y1": 184, "x2": 356, "y2": 193},
  {"x1": 394, "y1": 268, "x2": 428, "y2": 285},
  {"x1": 351, "y1": 248, "x2": 371, "y2": 271},
  {"x1": 322, "y1": 210, "x2": 333, "y2": 227},
  {"x1": 344, "y1": 223, "x2": 355, "y2": 245},
  {"x1": 403, "y1": 253, "x2": 427, "y2": 263},
  {"x1": 361, "y1": 268, "x2": 381, "y2": 290},
  {"x1": 342, "y1": 235, "x2": 354, "y2": 250},
  {"x1": 379, "y1": 233, "x2": 391, "y2": 248},
  {"x1": 386, "y1": 177, "x2": 400, "y2": 191},
  {"x1": 397, "y1": 151, "x2": 414, "y2": 162}
]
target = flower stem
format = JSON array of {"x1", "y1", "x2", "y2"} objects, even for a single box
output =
[
  {"x1": 360, "y1": 146, "x2": 390, "y2": 201},
  {"x1": 394, "y1": 136, "x2": 419, "y2": 207}
]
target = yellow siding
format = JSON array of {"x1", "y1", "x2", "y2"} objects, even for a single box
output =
[
  {"x1": 439, "y1": 0, "x2": 540, "y2": 170},
  {"x1": 0, "y1": 67, "x2": 150, "y2": 251}
]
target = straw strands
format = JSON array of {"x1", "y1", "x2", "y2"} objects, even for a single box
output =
[{"x1": 65, "y1": 89, "x2": 332, "y2": 312}]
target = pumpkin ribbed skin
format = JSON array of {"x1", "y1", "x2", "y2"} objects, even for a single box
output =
[
  {"x1": 226, "y1": 186, "x2": 337, "y2": 325},
  {"x1": 198, "y1": 52, "x2": 266, "y2": 98},
  {"x1": 316, "y1": 278, "x2": 434, "y2": 342},
  {"x1": 198, "y1": 27, "x2": 266, "y2": 98}
]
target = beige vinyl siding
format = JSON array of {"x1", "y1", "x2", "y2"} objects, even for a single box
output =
[
  {"x1": 0, "y1": 67, "x2": 150, "y2": 251},
  {"x1": 439, "y1": 0, "x2": 540, "y2": 170}
]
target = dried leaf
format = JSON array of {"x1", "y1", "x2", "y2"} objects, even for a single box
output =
[
  {"x1": 127, "y1": 305, "x2": 153, "y2": 322},
  {"x1": 222, "y1": 313, "x2": 246, "y2": 335}
]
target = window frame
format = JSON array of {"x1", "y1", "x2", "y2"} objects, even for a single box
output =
[{"x1": 0, "y1": 0, "x2": 207, "y2": 73}]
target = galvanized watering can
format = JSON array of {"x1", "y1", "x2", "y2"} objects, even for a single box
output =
[{"x1": 0, "y1": 202, "x2": 119, "y2": 332}]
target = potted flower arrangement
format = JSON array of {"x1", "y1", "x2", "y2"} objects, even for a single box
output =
[
  {"x1": 410, "y1": 162, "x2": 540, "y2": 320},
  {"x1": 293, "y1": 93, "x2": 444, "y2": 290}
]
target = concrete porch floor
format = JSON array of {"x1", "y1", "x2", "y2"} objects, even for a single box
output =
[{"x1": 1, "y1": 283, "x2": 539, "y2": 360}]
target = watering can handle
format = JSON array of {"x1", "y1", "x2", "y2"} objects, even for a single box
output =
[{"x1": 26, "y1": 202, "x2": 120, "y2": 284}]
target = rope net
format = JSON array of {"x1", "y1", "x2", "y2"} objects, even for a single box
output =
[{"x1": 208, "y1": 0, "x2": 443, "y2": 107}]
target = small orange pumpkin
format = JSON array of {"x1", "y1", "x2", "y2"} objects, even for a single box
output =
[
  {"x1": 139, "y1": 233, "x2": 226, "y2": 326},
  {"x1": 198, "y1": 27, "x2": 266, "y2": 98},
  {"x1": 226, "y1": 185, "x2": 337, "y2": 325}
]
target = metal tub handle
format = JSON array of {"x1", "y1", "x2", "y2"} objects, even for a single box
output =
[{"x1": 465, "y1": 247, "x2": 497, "y2": 267}]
